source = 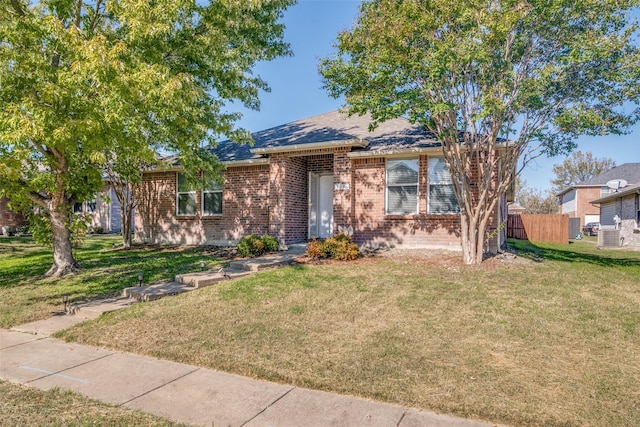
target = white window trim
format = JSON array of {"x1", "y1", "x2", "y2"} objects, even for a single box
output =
[
  {"x1": 201, "y1": 175, "x2": 223, "y2": 217},
  {"x1": 385, "y1": 158, "x2": 419, "y2": 215},
  {"x1": 427, "y1": 157, "x2": 459, "y2": 215},
  {"x1": 176, "y1": 172, "x2": 197, "y2": 216}
]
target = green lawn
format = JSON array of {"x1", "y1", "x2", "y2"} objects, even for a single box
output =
[
  {"x1": 0, "y1": 235, "x2": 226, "y2": 328},
  {"x1": 54, "y1": 239, "x2": 640, "y2": 427},
  {"x1": 3, "y1": 236, "x2": 640, "y2": 426}
]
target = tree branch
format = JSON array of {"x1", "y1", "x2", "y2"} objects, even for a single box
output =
[{"x1": 8, "y1": 0, "x2": 25, "y2": 16}]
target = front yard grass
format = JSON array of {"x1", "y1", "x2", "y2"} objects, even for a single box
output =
[
  {"x1": 50, "y1": 239, "x2": 640, "y2": 427},
  {"x1": 0, "y1": 235, "x2": 226, "y2": 328},
  {"x1": 0, "y1": 380, "x2": 188, "y2": 426}
]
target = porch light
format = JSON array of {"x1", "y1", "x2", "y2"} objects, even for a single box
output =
[{"x1": 137, "y1": 273, "x2": 143, "y2": 286}]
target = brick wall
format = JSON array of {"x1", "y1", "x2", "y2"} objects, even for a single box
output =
[
  {"x1": 135, "y1": 165, "x2": 270, "y2": 245},
  {"x1": 283, "y1": 156, "x2": 308, "y2": 244},
  {"x1": 575, "y1": 187, "x2": 603, "y2": 227},
  {"x1": 333, "y1": 148, "x2": 353, "y2": 230},
  {"x1": 0, "y1": 197, "x2": 28, "y2": 233},
  {"x1": 352, "y1": 156, "x2": 464, "y2": 248},
  {"x1": 135, "y1": 149, "x2": 501, "y2": 250},
  {"x1": 616, "y1": 194, "x2": 640, "y2": 248}
]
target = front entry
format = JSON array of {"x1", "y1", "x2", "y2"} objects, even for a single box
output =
[{"x1": 309, "y1": 173, "x2": 334, "y2": 238}]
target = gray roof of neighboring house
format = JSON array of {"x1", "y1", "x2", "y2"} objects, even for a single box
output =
[
  {"x1": 212, "y1": 110, "x2": 441, "y2": 162},
  {"x1": 590, "y1": 181, "x2": 640, "y2": 204},
  {"x1": 557, "y1": 162, "x2": 640, "y2": 196}
]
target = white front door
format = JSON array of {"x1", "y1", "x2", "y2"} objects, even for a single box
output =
[{"x1": 309, "y1": 173, "x2": 334, "y2": 238}]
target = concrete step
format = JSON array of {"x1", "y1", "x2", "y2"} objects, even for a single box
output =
[
  {"x1": 123, "y1": 282, "x2": 192, "y2": 302},
  {"x1": 174, "y1": 269, "x2": 251, "y2": 288}
]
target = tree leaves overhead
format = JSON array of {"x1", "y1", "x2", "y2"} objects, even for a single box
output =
[
  {"x1": 0, "y1": 0, "x2": 294, "y2": 274},
  {"x1": 320, "y1": 0, "x2": 640, "y2": 263},
  {"x1": 321, "y1": 0, "x2": 640, "y2": 153}
]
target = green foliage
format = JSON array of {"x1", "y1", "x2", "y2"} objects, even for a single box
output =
[
  {"x1": 0, "y1": 0, "x2": 294, "y2": 273},
  {"x1": 69, "y1": 214, "x2": 91, "y2": 251},
  {"x1": 306, "y1": 233, "x2": 360, "y2": 261},
  {"x1": 319, "y1": 0, "x2": 640, "y2": 263},
  {"x1": 28, "y1": 212, "x2": 53, "y2": 248},
  {"x1": 260, "y1": 235, "x2": 280, "y2": 253},
  {"x1": 551, "y1": 151, "x2": 616, "y2": 193},
  {"x1": 237, "y1": 234, "x2": 279, "y2": 258}
]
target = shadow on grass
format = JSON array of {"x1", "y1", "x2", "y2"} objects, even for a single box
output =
[{"x1": 507, "y1": 239, "x2": 640, "y2": 268}]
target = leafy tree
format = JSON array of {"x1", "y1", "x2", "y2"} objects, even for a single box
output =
[
  {"x1": 0, "y1": 0, "x2": 294, "y2": 275},
  {"x1": 320, "y1": 0, "x2": 640, "y2": 264},
  {"x1": 515, "y1": 178, "x2": 559, "y2": 214},
  {"x1": 551, "y1": 151, "x2": 616, "y2": 193}
]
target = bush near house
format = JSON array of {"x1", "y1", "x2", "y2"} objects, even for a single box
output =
[
  {"x1": 237, "y1": 234, "x2": 279, "y2": 258},
  {"x1": 307, "y1": 233, "x2": 360, "y2": 260}
]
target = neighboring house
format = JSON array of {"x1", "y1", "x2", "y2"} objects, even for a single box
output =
[
  {"x1": 73, "y1": 184, "x2": 124, "y2": 233},
  {"x1": 0, "y1": 196, "x2": 28, "y2": 235},
  {"x1": 557, "y1": 163, "x2": 640, "y2": 229},
  {"x1": 135, "y1": 111, "x2": 510, "y2": 251},
  {"x1": 590, "y1": 182, "x2": 640, "y2": 249}
]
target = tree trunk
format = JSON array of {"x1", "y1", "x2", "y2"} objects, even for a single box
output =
[
  {"x1": 121, "y1": 202, "x2": 132, "y2": 249},
  {"x1": 460, "y1": 212, "x2": 489, "y2": 265},
  {"x1": 47, "y1": 206, "x2": 80, "y2": 276}
]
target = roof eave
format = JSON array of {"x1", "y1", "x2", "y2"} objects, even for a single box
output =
[
  {"x1": 348, "y1": 146, "x2": 443, "y2": 158},
  {"x1": 250, "y1": 139, "x2": 369, "y2": 155},
  {"x1": 590, "y1": 186, "x2": 640, "y2": 204}
]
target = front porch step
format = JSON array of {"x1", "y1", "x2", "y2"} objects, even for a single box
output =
[
  {"x1": 123, "y1": 282, "x2": 192, "y2": 302},
  {"x1": 174, "y1": 268, "x2": 251, "y2": 288}
]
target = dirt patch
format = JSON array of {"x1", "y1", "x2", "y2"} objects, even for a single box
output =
[{"x1": 296, "y1": 247, "x2": 535, "y2": 271}]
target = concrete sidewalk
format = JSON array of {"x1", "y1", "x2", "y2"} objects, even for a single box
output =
[{"x1": 1, "y1": 329, "x2": 496, "y2": 427}]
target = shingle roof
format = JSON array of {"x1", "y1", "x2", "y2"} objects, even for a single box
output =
[
  {"x1": 557, "y1": 162, "x2": 640, "y2": 196},
  {"x1": 212, "y1": 110, "x2": 441, "y2": 162},
  {"x1": 575, "y1": 163, "x2": 640, "y2": 186}
]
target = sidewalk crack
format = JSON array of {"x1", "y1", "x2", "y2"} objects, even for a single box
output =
[
  {"x1": 119, "y1": 367, "x2": 200, "y2": 406},
  {"x1": 239, "y1": 386, "x2": 296, "y2": 427}
]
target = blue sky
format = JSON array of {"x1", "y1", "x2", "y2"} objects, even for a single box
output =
[{"x1": 234, "y1": 0, "x2": 639, "y2": 192}]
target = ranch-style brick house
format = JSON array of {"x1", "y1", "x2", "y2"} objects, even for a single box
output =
[{"x1": 134, "y1": 111, "x2": 509, "y2": 250}]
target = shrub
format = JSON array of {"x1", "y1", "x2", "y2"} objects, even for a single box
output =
[
  {"x1": 306, "y1": 233, "x2": 360, "y2": 261},
  {"x1": 261, "y1": 234, "x2": 279, "y2": 252},
  {"x1": 92, "y1": 226, "x2": 105, "y2": 234},
  {"x1": 237, "y1": 234, "x2": 279, "y2": 257}
]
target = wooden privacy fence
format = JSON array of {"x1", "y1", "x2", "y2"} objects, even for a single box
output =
[{"x1": 507, "y1": 214, "x2": 569, "y2": 244}]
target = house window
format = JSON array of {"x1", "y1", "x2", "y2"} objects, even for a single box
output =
[
  {"x1": 176, "y1": 172, "x2": 196, "y2": 216},
  {"x1": 428, "y1": 157, "x2": 459, "y2": 214},
  {"x1": 386, "y1": 159, "x2": 419, "y2": 215},
  {"x1": 73, "y1": 202, "x2": 84, "y2": 213},
  {"x1": 85, "y1": 199, "x2": 96, "y2": 213},
  {"x1": 202, "y1": 173, "x2": 222, "y2": 216},
  {"x1": 600, "y1": 186, "x2": 610, "y2": 197}
]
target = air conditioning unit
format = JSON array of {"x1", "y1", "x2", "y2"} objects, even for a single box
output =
[{"x1": 598, "y1": 229, "x2": 621, "y2": 248}]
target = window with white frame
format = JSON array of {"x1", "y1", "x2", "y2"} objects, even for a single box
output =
[
  {"x1": 202, "y1": 173, "x2": 222, "y2": 216},
  {"x1": 85, "y1": 199, "x2": 96, "y2": 213},
  {"x1": 73, "y1": 202, "x2": 84, "y2": 213},
  {"x1": 176, "y1": 172, "x2": 196, "y2": 216},
  {"x1": 428, "y1": 157, "x2": 459, "y2": 214},
  {"x1": 600, "y1": 186, "x2": 610, "y2": 197},
  {"x1": 386, "y1": 159, "x2": 419, "y2": 215}
]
